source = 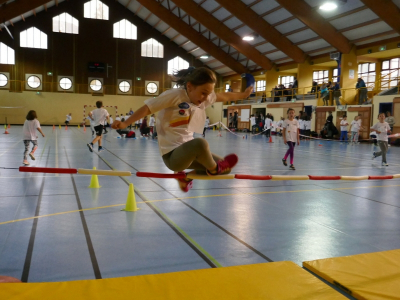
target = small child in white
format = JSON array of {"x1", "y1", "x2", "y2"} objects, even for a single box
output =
[
  {"x1": 350, "y1": 116, "x2": 363, "y2": 144},
  {"x1": 340, "y1": 115, "x2": 349, "y2": 142},
  {"x1": 371, "y1": 112, "x2": 391, "y2": 166},
  {"x1": 282, "y1": 108, "x2": 300, "y2": 170},
  {"x1": 22, "y1": 110, "x2": 45, "y2": 165},
  {"x1": 87, "y1": 101, "x2": 110, "y2": 153},
  {"x1": 65, "y1": 113, "x2": 72, "y2": 125}
]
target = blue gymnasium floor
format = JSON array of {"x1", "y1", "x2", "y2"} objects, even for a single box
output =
[{"x1": 0, "y1": 126, "x2": 400, "y2": 285}]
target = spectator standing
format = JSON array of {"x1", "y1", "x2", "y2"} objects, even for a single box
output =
[{"x1": 356, "y1": 78, "x2": 367, "y2": 105}]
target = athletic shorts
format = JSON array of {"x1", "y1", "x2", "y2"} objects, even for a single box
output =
[{"x1": 94, "y1": 125, "x2": 104, "y2": 137}]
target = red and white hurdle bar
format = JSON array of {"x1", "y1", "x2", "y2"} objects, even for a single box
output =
[{"x1": 19, "y1": 167, "x2": 400, "y2": 181}]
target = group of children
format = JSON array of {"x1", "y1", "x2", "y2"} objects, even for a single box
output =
[{"x1": 20, "y1": 67, "x2": 393, "y2": 188}]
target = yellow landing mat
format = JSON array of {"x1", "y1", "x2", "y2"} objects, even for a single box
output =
[
  {"x1": 1, "y1": 262, "x2": 347, "y2": 300},
  {"x1": 303, "y1": 249, "x2": 400, "y2": 300}
]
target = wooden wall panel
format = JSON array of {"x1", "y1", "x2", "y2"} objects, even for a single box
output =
[{"x1": 0, "y1": 0, "x2": 216, "y2": 92}]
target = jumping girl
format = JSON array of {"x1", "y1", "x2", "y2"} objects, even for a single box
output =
[
  {"x1": 282, "y1": 108, "x2": 300, "y2": 170},
  {"x1": 22, "y1": 110, "x2": 45, "y2": 165},
  {"x1": 112, "y1": 67, "x2": 252, "y2": 192}
]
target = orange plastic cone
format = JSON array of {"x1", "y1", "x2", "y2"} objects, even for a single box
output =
[
  {"x1": 268, "y1": 135, "x2": 273, "y2": 143},
  {"x1": 53, "y1": 125, "x2": 55, "y2": 130},
  {"x1": 65, "y1": 125, "x2": 68, "y2": 130},
  {"x1": 7, "y1": 124, "x2": 10, "y2": 129},
  {"x1": 3, "y1": 124, "x2": 9, "y2": 134},
  {"x1": 83, "y1": 125, "x2": 86, "y2": 132}
]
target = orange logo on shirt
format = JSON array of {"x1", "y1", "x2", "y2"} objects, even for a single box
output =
[{"x1": 170, "y1": 116, "x2": 190, "y2": 127}]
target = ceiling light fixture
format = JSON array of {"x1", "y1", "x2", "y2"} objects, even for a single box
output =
[
  {"x1": 200, "y1": 55, "x2": 209, "y2": 59},
  {"x1": 319, "y1": 0, "x2": 347, "y2": 11},
  {"x1": 243, "y1": 35, "x2": 254, "y2": 41}
]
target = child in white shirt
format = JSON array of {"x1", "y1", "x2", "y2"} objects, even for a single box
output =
[
  {"x1": 112, "y1": 67, "x2": 252, "y2": 192},
  {"x1": 22, "y1": 110, "x2": 45, "y2": 165},
  {"x1": 371, "y1": 112, "x2": 391, "y2": 166},
  {"x1": 350, "y1": 116, "x2": 363, "y2": 144},
  {"x1": 87, "y1": 101, "x2": 109, "y2": 153},
  {"x1": 340, "y1": 116, "x2": 349, "y2": 141},
  {"x1": 282, "y1": 108, "x2": 300, "y2": 170},
  {"x1": 65, "y1": 113, "x2": 72, "y2": 125},
  {"x1": 264, "y1": 116, "x2": 272, "y2": 138}
]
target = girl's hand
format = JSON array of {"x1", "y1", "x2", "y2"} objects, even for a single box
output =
[
  {"x1": 283, "y1": 139, "x2": 287, "y2": 145},
  {"x1": 112, "y1": 120, "x2": 126, "y2": 129},
  {"x1": 297, "y1": 141, "x2": 300, "y2": 146},
  {"x1": 42, "y1": 134, "x2": 45, "y2": 137}
]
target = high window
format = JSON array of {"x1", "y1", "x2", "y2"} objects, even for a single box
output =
[
  {"x1": 278, "y1": 76, "x2": 294, "y2": 88},
  {"x1": 313, "y1": 70, "x2": 329, "y2": 84},
  {"x1": 90, "y1": 79, "x2": 102, "y2": 91},
  {"x1": 256, "y1": 80, "x2": 266, "y2": 92},
  {"x1": 381, "y1": 58, "x2": 399, "y2": 89},
  {"x1": 358, "y1": 63, "x2": 376, "y2": 88},
  {"x1": 0, "y1": 43, "x2": 15, "y2": 65},
  {"x1": 113, "y1": 19, "x2": 137, "y2": 40},
  {"x1": 53, "y1": 13, "x2": 79, "y2": 34},
  {"x1": 20, "y1": 27, "x2": 47, "y2": 49},
  {"x1": 167, "y1": 57, "x2": 189, "y2": 75},
  {"x1": 27, "y1": 76, "x2": 41, "y2": 89},
  {"x1": 141, "y1": 38, "x2": 163, "y2": 58},
  {"x1": 119, "y1": 81, "x2": 131, "y2": 93},
  {"x1": 59, "y1": 78, "x2": 73, "y2": 90},
  {"x1": 332, "y1": 68, "x2": 339, "y2": 83},
  {"x1": 84, "y1": 0, "x2": 109, "y2": 20},
  {"x1": 225, "y1": 83, "x2": 230, "y2": 92},
  {"x1": 0, "y1": 73, "x2": 8, "y2": 87}
]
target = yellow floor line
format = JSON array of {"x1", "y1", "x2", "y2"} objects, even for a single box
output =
[{"x1": 1, "y1": 183, "x2": 400, "y2": 226}]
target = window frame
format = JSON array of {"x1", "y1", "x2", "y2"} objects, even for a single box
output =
[
  {"x1": 84, "y1": 0, "x2": 109, "y2": 20},
  {"x1": 167, "y1": 56, "x2": 189, "y2": 75},
  {"x1": 141, "y1": 38, "x2": 164, "y2": 58}
]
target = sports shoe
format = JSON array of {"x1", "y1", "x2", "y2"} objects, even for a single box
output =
[
  {"x1": 282, "y1": 158, "x2": 287, "y2": 166},
  {"x1": 87, "y1": 143, "x2": 93, "y2": 152},
  {"x1": 98, "y1": 146, "x2": 104, "y2": 152},
  {"x1": 382, "y1": 162, "x2": 389, "y2": 166},
  {"x1": 176, "y1": 172, "x2": 193, "y2": 192},
  {"x1": 372, "y1": 152, "x2": 376, "y2": 160},
  {"x1": 207, "y1": 154, "x2": 238, "y2": 176},
  {"x1": 289, "y1": 164, "x2": 296, "y2": 170},
  {"x1": 23, "y1": 160, "x2": 30, "y2": 165},
  {"x1": 29, "y1": 152, "x2": 35, "y2": 160}
]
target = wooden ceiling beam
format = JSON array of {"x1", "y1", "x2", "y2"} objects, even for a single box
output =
[
  {"x1": 275, "y1": 0, "x2": 352, "y2": 53},
  {"x1": 350, "y1": 30, "x2": 397, "y2": 44},
  {"x1": 0, "y1": 0, "x2": 50, "y2": 21},
  {"x1": 215, "y1": 0, "x2": 306, "y2": 63},
  {"x1": 172, "y1": 0, "x2": 273, "y2": 70},
  {"x1": 135, "y1": 0, "x2": 248, "y2": 74},
  {"x1": 360, "y1": 0, "x2": 400, "y2": 34}
]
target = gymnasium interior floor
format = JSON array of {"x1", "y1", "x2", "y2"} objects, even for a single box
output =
[{"x1": 0, "y1": 126, "x2": 399, "y2": 292}]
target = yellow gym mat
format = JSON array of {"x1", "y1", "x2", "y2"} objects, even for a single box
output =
[
  {"x1": 1, "y1": 261, "x2": 347, "y2": 300},
  {"x1": 303, "y1": 249, "x2": 400, "y2": 300}
]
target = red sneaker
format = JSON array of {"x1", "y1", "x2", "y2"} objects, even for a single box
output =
[
  {"x1": 207, "y1": 154, "x2": 238, "y2": 175},
  {"x1": 176, "y1": 172, "x2": 193, "y2": 192}
]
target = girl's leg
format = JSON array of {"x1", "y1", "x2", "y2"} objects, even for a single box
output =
[
  {"x1": 203, "y1": 127, "x2": 206, "y2": 135},
  {"x1": 284, "y1": 142, "x2": 294, "y2": 161},
  {"x1": 378, "y1": 141, "x2": 388, "y2": 162},
  {"x1": 23, "y1": 140, "x2": 30, "y2": 160},
  {"x1": 162, "y1": 138, "x2": 222, "y2": 173},
  {"x1": 31, "y1": 140, "x2": 38, "y2": 153},
  {"x1": 355, "y1": 133, "x2": 359, "y2": 143},
  {"x1": 288, "y1": 142, "x2": 295, "y2": 165}
]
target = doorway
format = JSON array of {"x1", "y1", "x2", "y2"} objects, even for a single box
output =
[{"x1": 379, "y1": 103, "x2": 393, "y2": 115}]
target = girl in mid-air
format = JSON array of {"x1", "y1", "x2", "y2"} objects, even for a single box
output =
[{"x1": 113, "y1": 67, "x2": 252, "y2": 192}]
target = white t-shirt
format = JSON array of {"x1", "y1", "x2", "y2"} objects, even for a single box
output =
[
  {"x1": 264, "y1": 118, "x2": 272, "y2": 130},
  {"x1": 23, "y1": 119, "x2": 41, "y2": 140},
  {"x1": 304, "y1": 121, "x2": 311, "y2": 130},
  {"x1": 298, "y1": 119, "x2": 304, "y2": 130},
  {"x1": 109, "y1": 117, "x2": 113, "y2": 125},
  {"x1": 66, "y1": 115, "x2": 72, "y2": 122},
  {"x1": 277, "y1": 120, "x2": 283, "y2": 129},
  {"x1": 371, "y1": 122, "x2": 391, "y2": 141},
  {"x1": 149, "y1": 117, "x2": 156, "y2": 127},
  {"x1": 144, "y1": 88, "x2": 216, "y2": 155},
  {"x1": 340, "y1": 119, "x2": 349, "y2": 131},
  {"x1": 250, "y1": 116, "x2": 256, "y2": 127},
  {"x1": 350, "y1": 120, "x2": 360, "y2": 132},
  {"x1": 204, "y1": 118, "x2": 210, "y2": 128},
  {"x1": 283, "y1": 119, "x2": 299, "y2": 142},
  {"x1": 115, "y1": 117, "x2": 121, "y2": 121},
  {"x1": 86, "y1": 116, "x2": 94, "y2": 125},
  {"x1": 91, "y1": 108, "x2": 109, "y2": 126}
]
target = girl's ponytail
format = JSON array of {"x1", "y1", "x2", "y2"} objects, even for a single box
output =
[{"x1": 172, "y1": 66, "x2": 216, "y2": 88}]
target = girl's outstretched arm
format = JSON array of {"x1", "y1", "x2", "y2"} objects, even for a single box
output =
[
  {"x1": 37, "y1": 127, "x2": 45, "y2": 137},
  {"x1": 215, "y1": 86, "x2": 253, "y2": 102},
  {"x1": 112, "y1": 105, "x2": 151, "y2": 129}
]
